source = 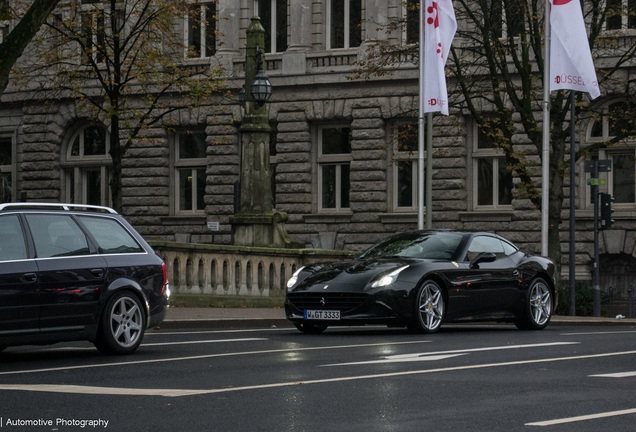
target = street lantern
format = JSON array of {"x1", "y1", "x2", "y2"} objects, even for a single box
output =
[
  {"x1": 252, "y1": 70, "x2": 272, "y2": 106},
  {"x1": 251, "y1": 48, "x2": 272, "y2": 106}
]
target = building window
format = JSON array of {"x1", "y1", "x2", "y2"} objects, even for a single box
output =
[
  {"x1": 174, "y1": 131, "x2": 207, "y2": 213},
  {"x1": 610, "y1": 153, "x2": 635, "y2": 203},
  {"x1": 1, "y1": 1, "x2": 10, "y2": 44},
  {"x1": 605, "y1": 0, "x2": 636, "y2": 30},
  {"x1": 0, "y1": 134, "x2": 14, "y2": 203},
  {"x1": 258, "y1": 0, "x2": 288, "y2": 53},
  {"x1": 317, "y1": 126, "x2": 351, "y2": 211},
  {"x1": 486, "y1": 0, "x2": 524, "y2": 39},
  {"x1": 405, "y1": 0, "x2": 419, "y2": 45},
  {"x1": 327, "y1": 0, "x2": 362, "y2": 49},
  {"x1": 586, "y1": 101, "x2": 636, "y2": 207},
  {"x1": 0, "y1": 24, "x2": 7, "y2": 45},
  {"x1": 392, "y1": 121, "x2": 421, "y2": 211},
  {"x1": 63, "y1": 125, "x2": 111, "y2": 206},
  {"x1": 80, "y1": 6, "x2": 106, "y2": 64},
  {"x1": 471, "y1": 122, "x2": 513, "y2": 209},
  {"x1": 186, "y1": 2, "x2": 216, "y2": 58}
]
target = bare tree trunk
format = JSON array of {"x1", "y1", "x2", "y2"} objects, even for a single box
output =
[{"x1": 0, "y1": 0, "x2": 60, "y2": 96}]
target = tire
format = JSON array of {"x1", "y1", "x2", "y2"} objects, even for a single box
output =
[
  {"x1": 94, "y1": 291, "x2": 146, "y2": 355},
  {"x1": 294, "y1": 322, "x2": 328, "y2": 334},
  {"x1": 515, "y1": 277, "x2": 553, "y2": 330},
  {"x1": 410, "y1": 279, "x2": 446, "y2": 333}
]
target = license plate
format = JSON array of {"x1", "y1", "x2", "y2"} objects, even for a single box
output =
[{"x1": 304, "y1": 310, "x2": 340, "y2": 320}]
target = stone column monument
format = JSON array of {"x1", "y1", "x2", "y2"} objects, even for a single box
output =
[{"x1": 231, "y1": 17, "x2": 290, "y2": 248}]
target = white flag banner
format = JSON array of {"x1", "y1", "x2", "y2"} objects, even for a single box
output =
[
  {"x1": 549, "y1": 0, "x2": 600, "y2": 99},
  {"x1": 422, "y1": 0, "x2": 457, "y2": 115}
]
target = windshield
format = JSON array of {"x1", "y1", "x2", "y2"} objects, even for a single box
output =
[{"x1": 359, "y1": 231, "x2": 464, "y2": 260}]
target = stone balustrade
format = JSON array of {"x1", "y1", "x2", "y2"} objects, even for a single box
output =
[{"x1": 150, "y1": 241, "x2": 353, "y2": 300}]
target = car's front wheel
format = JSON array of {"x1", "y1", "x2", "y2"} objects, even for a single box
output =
[
  {"x1": 515, "y1": 277, "x2": 552, "y2": 330},
  {"x1": 94, "y1": 291, "x2": 146, "y2": 355},
  {"x1": 410, "y1": 279, "x2": 446, "y2": 333},
  {"x1": 294, "y1": 322, "x2": 328, "y2": 334}
]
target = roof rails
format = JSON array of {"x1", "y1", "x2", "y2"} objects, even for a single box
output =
[{"x1": 0, "y1": 202, "x2": 118, "y2": 214}]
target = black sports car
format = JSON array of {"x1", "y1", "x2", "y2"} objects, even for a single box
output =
[{"x1": 285, "y1": 230, "x2": 556, "y2": 334}]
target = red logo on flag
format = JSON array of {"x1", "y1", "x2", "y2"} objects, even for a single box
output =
[{"x1": 426, "y1": 2, "x2": 440, "y2": 28}]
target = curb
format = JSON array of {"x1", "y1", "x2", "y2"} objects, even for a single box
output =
[{"x1": 156, "y1": 315, "x2": 636, "y2": 331}]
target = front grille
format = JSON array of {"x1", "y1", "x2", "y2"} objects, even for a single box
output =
[{"x1": 287, "y1": 292, "x2": 369, "y2": 313}]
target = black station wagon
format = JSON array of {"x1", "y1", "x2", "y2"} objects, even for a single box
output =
[{"x1": 0, "y1": 203, "x2": 169, "y2": 355}]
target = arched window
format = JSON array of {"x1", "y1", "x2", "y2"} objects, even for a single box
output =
[
  {"x1": 62, "y1": 124, "x2": 111, "y2": 206},
  {"x1": 585, "y1": 101, "x2": 636, "y2": 209}
]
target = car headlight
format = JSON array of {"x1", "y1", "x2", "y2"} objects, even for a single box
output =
[
  {"x1": 371, "y1": 265, "x2": 410, "y2": 288},
  {"x1": 287, "y1": 266, "x2": 305, "y2": 290}
]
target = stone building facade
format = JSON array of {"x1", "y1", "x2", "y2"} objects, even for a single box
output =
[{"x1": 1, "y1": 0, "x2": 636, "y2": 301}]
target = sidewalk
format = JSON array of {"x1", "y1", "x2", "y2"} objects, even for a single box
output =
[{"x1": 158, "y1": 307, "x2": 636, "y2": 330}]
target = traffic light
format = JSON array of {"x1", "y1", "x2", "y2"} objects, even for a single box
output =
[{"x1": 600, "y1": 193, "x2": 615, "y2": 230}]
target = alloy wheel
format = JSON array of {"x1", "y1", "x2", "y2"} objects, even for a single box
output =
[
  {"x1": 529, "y1": 279, "x2": 552, "y2": 326},
  {"x1": 416, "y1": 280, "x2": 445, "y2": 332}
]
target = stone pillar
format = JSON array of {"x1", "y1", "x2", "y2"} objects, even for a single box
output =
[
  {"x1": 288, "y1": 0, "x2": 312, "y2": 50},
  {"x1": 364, "y1": 0, "x2": 388, "y2": 43},
  {"x1": 282, "y1": 0, "x2": 311, "y2": 75},
  {"x1": 215, "y1": 0, "x2": 240, "y2": 70},
  {"x1": 231, "y1": 17, "x2": 290, "y2": 248},
  {"x1": 216, "y1": 0, "x2": 239, "y2": 54}
]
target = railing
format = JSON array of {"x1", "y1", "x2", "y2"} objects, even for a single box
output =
[
  {"x1": 306, "y1": 52, "x2": 358, "y2": 70},
  {"x1": 231, "y1": 52, "x2": 360, "y2": 77},
  {"x1": 150, "y1": 241, "x2": 353, "y2": 299}
]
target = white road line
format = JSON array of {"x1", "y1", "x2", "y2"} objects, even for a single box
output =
[
  {"x1": 142, "y1": 338, "x2": 267, "y2": 347},
  {"x1": 0, "y1": 384, "x2": 200, "y2": 397},
  {"x1": 590, "y1": 371, "x2": 636, "y2": 378},
  {"x1": 1, "y1": 350, "x2": 635, "y2": 398},
  {"x1": 0, "y1": 340, "x2": 430, "y2": 376},
  {"x1": 525, "y1": 408, "x2": 636, "y2": 426},
  {"x1": 560, "y1": 330, "x2": 636, "y2": 336},
  {"x1": 321, "y1": 342, "x2": 579, "y2": 366}
]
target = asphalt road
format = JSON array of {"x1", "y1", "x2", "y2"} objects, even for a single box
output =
[{"x1": 0, "y1": 322, "x2": 635, "y2": 432}]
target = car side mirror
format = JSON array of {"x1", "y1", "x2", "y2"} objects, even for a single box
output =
[{"x1": 470, "y1": 252, "x2": 497, "y2": 269}]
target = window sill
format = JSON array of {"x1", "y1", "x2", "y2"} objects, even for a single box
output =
[
  {"x1": 303, "y1": 213, "x2": 352, "y2": 224},
  {"x1": 161, "y1": 215, "x2": 207, "y2": 226},
  {"x1": 378, "y1": 213, "x2": 418, "y2": 224},
  {"x1": 458, "y1": 211, "x2": 514, "y2": 222}
]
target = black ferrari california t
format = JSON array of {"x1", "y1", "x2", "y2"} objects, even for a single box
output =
[{"x1": 285, "y1": 230, "x2": 556, "y2": 334}]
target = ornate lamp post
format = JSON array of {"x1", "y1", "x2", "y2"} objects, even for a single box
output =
[{"x1": 231, "y1": 17, "x2": 289, "y2": 247}]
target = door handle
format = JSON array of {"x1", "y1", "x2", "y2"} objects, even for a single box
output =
[
  {"x1": 23, "y1": 272, "x2": 37, "y2": 282},
  {"x1": 91, "y1": 269, "x2": 104, "y2": 278}
]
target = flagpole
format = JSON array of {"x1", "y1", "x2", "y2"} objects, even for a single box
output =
[
  {"x1": 418, "y1": 115, "x2": 425, "y2": 230},
  {"x1": 426, "y1": 112, "x2": 433, "y2": 229},
  {"x1": 568, "y1": 90, "x2": 576, "y2": 316},
  {"x1": 420, "y1": 0, "x2": 456, "y2": 231},
  {"x1": 418, "y1": 0, "x2": 425, "y2": 230},
  {"x1": 541, "y1": 0, "x2": 551, "y2": 257}
]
